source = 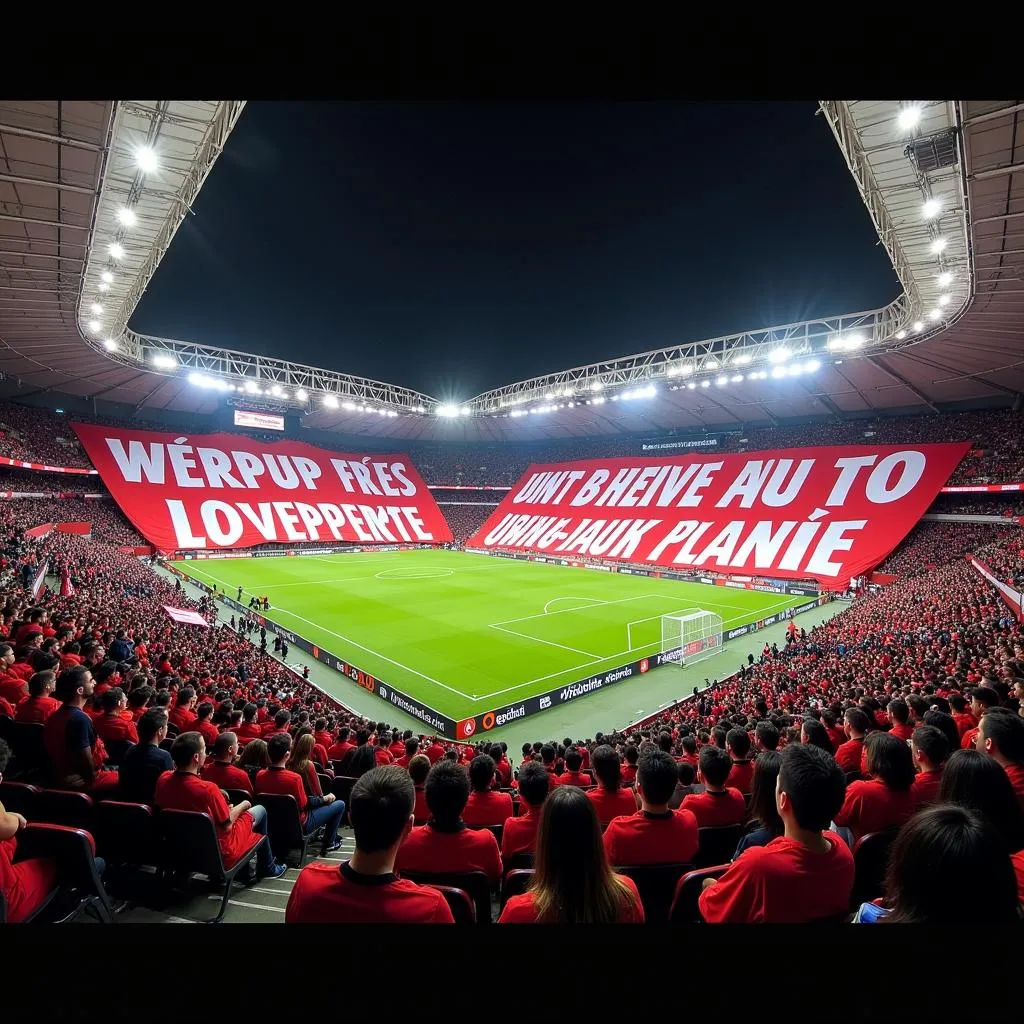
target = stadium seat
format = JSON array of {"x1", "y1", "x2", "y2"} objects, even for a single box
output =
[
  {"x1": 668, "y1": 865, "x2": 730, "y2": 923},
  {"x1": 0, "y1": 780, "x2": 39, "y2": 818},
  {"x1": 13, "y1": 822, "x2": 113, "y2": 923},
  {"x1": 0, "y1": 714, "x2": 12, "y2": 744},
  {"x1": 329, "y1": 775, "x2": 359, "y2": 824},
  {"x1": 94, "y1": 800, "x2": 159, "y2": 872},
  {"x1": 695, "y1": 825, "x2": 744, "y2": 867},
  {"x1": 426, "y1": 884, "x2": 476, "y2": 924},
  {"x1": 103, "y1": 739, "x2": 136, "y2": 767},
  {"x1": 615, "y1": 862, "x2": 695, "y2": 924},
  {"x1": 255, "y1": 792, "x2": 323, "y2": 868},
  {"x1": 850, "y1": 828, "x2": 900, "y2": 909},
  {"x1": 502, "y1": 852, "x2": 534, "y2": 877},
  {"x1": 225, "y1": 789, "x2": 253, "y2": 807},
  {"x1": 157, "y1": 808, "x2": 268, "y2": 924},
  {"x1": 500, "y1": 868, "x2": 534, "y2": 910},
  {"x1": 316, "y1": 773, "x2": 333, "y2": 794},
  {"x1": 7, "y1": 722, "x2": 47, "y2": 781},
  {"x1": 401, "y1": 869, "x2": 493, "y2": 924},
  {"x1": 33, "y1": 789, "x2": 94, "y2": 831}
]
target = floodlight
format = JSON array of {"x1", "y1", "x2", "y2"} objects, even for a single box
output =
[
  {"x1": 323, "y1": 394, "x2": 339, "y2": 408},
  {"x1": 108, "y1": 242, "x2": 124, "y2": 259},
  {"x1": 295, "y1": 388, "x2": 309, "y2": 402},
  {"x1": 101, "y1": 271, "x2": 114, "y2": 283},
  {"x1": 135, "y1": 146, "x2": 159, "y2": 173},
  {"x1": 937, "y1": 272, "x2": 952, "y2": 287},
  {"x1": 897, "y1": 106, "x2": 921, "y2": 131},
  {"x1": 117, "y1": 208, "x2": 137, "y2": 227},
  {"x1": 152, "y1": 354, "x2": 177, "y2": 369},
  {"x1": 922, "y1": 198, "x2": 941, "y2": 220},
  {"x1": 929, "y1": 238, "x2": 947, "y2": 254},
  {"x1": 103, "y1": 339, "x2": 118, "y2": 351},
  {"x1": 90, "y1": 303, "x2": 103, "y2": 314},
  {"x1": 87, "y1": 320, "x2": 101, "y2": 333}
]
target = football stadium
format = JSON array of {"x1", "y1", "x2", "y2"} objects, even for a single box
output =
[{"x1": 0, "y1": 99, "x2": 1023, "y2": 934}]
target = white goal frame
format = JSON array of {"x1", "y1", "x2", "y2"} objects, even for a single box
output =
[{"x1": 661, "y1": 609, "x2": 723, "y2": 667}]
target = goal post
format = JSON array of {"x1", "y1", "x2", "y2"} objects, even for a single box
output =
[{"x1": 661, "y1": 609, "x2": 723, "y2": 667}]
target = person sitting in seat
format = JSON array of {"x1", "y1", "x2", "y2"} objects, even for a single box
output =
[
  {"x1": 93, "y1": 687, "x2": 139, "y2": 746},
  {"x1": 603, "y1": 748, "x2": 699, "y2": 865},
  {"x1": 698, "y1": 743, "x2": 854, "y2": 923},
  {"x1": 255, "y1": 734, "x2": 345, "y2": 856},
  {"x1": 502, "y1": 761, "x2": 549, "y2": 860},
  {"x1": 725, "y1": 728, "x2": 755, "y2": 795},
  {"x1": 732, "y1": 751, "x2": 784, "y2": 859},
  {"x1": 286, "y1": 766, "x2": 454, "y2": 923},
  {"x1": 681, "y1": 746, "x2": 746, "y2": 828},
  {"x1": 553, "y1": 748, "x2": 591, "y2": 789},
  {"x1": 462, "y1": 755, "x2": 513, "y2": 827},
  {"x1": 668, "y1": 761, "x2": 703, "y2": 810},
  {"x1": 834, "y1": 708, "x2": 869, "y2": 775},
  {"x1": 834, "y1": 732, "x2": 918, "y2": 846},
  {"x1": 0, "y1": 738, "x2": 58, "y2": 923},
  {"x1": 394, "y1": 759, "x2": 502, "y2": 885},
  {"x1": 202, "y1": 732, "x2": 253, "y2": 793},
  {"x1": 118, "y1": 709, "x2": 173, "y2": 805},
  {"x1": 909, "y1": 725, "x2": 947, "y2": 808},
  {"x1": 43, "y1": 666, "x2": 119, "y2": 792},
  {"x1": 14, "y1": 670, "x2": 60, "y2": 724},
  {"x1": 586, "y1": 744, "x2": 638, "y2": 826},
  {"x1": 977, "y1": 707, "x2": 1024, "y2": 810},
  {"x1": 155, "y1": 731, "x2": 284, "y2": 880}
]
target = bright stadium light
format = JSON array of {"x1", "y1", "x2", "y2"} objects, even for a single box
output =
[
  {"x1": 101, "y1": 271, "x2": 114, "y2": 284},
  {"x1": 97, "y1": 282, "x2": 110, "y2": 292},
  {"x1": 731, "y1": 374, "x2": 744, "y2": 383},
  {"x1": 922, "y1": 198, "x2": 941, "y2": 220},
  {"x1": 117, "y1": 207, "x2": 137, "y2": 227},
  {"x1": 716, "y1": 375, "x2": 729, "y2": 386},
  {"x1": 323, "y1": 394, "x2": 339, "y2": 409},
  {"x1": 294, "y1": 388, "x2": 308, "y2": 402},
  {"x1": 896, "y1": 330, "x2": 907, "y2": 340},
  {"x1": 897, "y1": 106, "x2": 922, "y2": 132},
  {"x1": 87, "y1": 319, "x2": 101, "y2": 333},
  {"x1": 937, "y1": 271, "x2": 953, "y2": 287},
  {"x1": 135, "y1": 146, "x2": 159, "y2": 173},
  {"x1": 152, "y1": 354, "x2": 177, "y2": 369},
  {"x1": 769, "y1": 347, "x2": 790, "y2": 363},
  {"x1": 271, "y1": 384, "x2": 283, "y2": 397},
  {"x1": 733, "y1": 354, "x2": 751, "y2": 366},
  {"x1": 938, "y1": 294, "x2": 950, "y2": 306},
  {"x1": 243, "y1": 381, "x2": 258, "y2": 394},
  {"x1": 414, "y1": 405, "x2": 425, "y2": 413},
  {"x1": 700, "y1": 380, "x2": 710, "y2": 388},
  {"x1": 804, "y1": 360, "x2": 821, "y2": 372},
  {"x1": 929, "y1": 308, "x2": 942, "y2": 321},
  {"x1": 108, "y1": 242, "x2": 124, "y2": 260},
  {"x1": 436, "y1": 404, "x2": 459, "y2": 417},
  {"x1": 913, "y1": 321, "x2": 924, "y2": 333},
  {"x1": 90, "y1": 302, "x2": 103, "y2": 314},
  {"x1": 687, "y1": 381, "x2": 697, "y2": 390},
  {"x1": 103, "y1": 338, "x2": 118, "y2": 351},
  {"x1": 929, "y1": 237, "x2": 947, "y2": 254},
  {"x1": 771, "y1": 366, "x2": 787, "y2": 380},
  {"x1": 590, "y1": 380, "x2": 604, "y2": 391}
]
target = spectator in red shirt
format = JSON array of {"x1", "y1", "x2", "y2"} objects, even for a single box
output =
[
  {"x1": 202, "y1": 732, "x2": 253, "y2": 793},
  {"x1": 463, "y1": 754, "x2": 513, "y2": 827},
  {"x1": 725, "y1": 728, "x2": 755, "y2": 796},
  {"x1": 909, "y1": 725, "x2": 948, "y2": 808},
  {"x1": 977, "y1": 707, "x2": 1024, "y2": 810},
  {"x1": 682, "y1": 746, "x2": 746, "y2": 828},
  {"x1": 93, "y1": 687, "x2": 139, "y2": 746},
  {"x1": 949, "y1": 694, "x2": 977, "y2": 739},
  {"x1": 168, "y1": 687, "x2": 198, "y2": 733},
  {"x1": 498, "y1": 785, "x2": 644, "y2": 923},
  {"x1": 286, "y1": 766, "x2": 454, "y2": 923},
  {"x1": 834, "y1": 733, "x2": 919, "y2": 845},
  {"x1": 621, "y1": 745, "x2": 639, "y2": 785},
  {"x1": 235, "y1": 703, "x2": 263, "y2": 743},
  {"x1": 394, "y1": 759, "x2": 502, "y2": 884},
  {"x1": 938, "y1": 749, "x2": 1024, "y2": 856},
  {"x1": 193, "y1": 702, "x2": 219, "y2": 750},
  {"x1": 961, "y1": 687, "x2": 1000, "y2": 749},
  {"x1": 834, "y1": 708, "x2": 869, "y2": 775},
  {"x1": 732, "y1": 751, "x2": 784, "y2": 859},
  {"x1": 155, "y1": 731, "x2": 284, "y2": 880},
  {"x1": 587, "y1": 744, "x2": 639, "y2": 825},
  {"x1": 0, "y1": 737, "x2": 58, "y2": 923},
  {"x1": 887, "y1": 699, "x2": 914, "y2": 742},
  {"x1": 126, "y1": 685, "x2": 152, "y2": 724},
  {"x1": 395, "y1": 737, "x2": 419, "y2": 769},
  {"x1": 552, "y1": 747, "x2": 591, "y2": 789},
  {"x1": 255, "y1": 733, "x2": 346, "y2": 855},
  {"x1": 424, "y1": 737, "x2": 445, "y2": 764},
  {"x1": 408, "y1": 754, "x2": 431, "y2": 825},
  {"x1": 502, "y1": 761, "x2": 549, "y2": 860},
  {"x1": 853, "y1": 805, "x2": 1021, "y2": 924},
  {"x1": 800, "y1": 718, "x2": 835, "y2": 756},
  {"x1": 753, "y1": 721, "x2": 780, "y2": 753},
  {"x1": 678, "y1": 734, "x2": 700, "y2": 768},
  {"x1": 699, "y1": 743, "x2": 854, "y2": 923},
  {"x1": 14, "y1": 670, "x2": 60, "y2": 724},
  {"x1": 327, "y1": 726, "x2": 355, "y2": 763},
  {"x1": 373, "y1": 737, "x2": 394, "y2": 766},
  {"x1": 603, "y1": 748, "x2": 699, "y2": 866},
  {"x1": 0, "y1": 644, "x2": 28, "y2": 706},
  {"x1": 822, "y1": 710, "x2": 846, "y2": 751}
]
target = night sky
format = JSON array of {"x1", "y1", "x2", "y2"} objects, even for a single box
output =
[{"x1": 131, "y1": 101, "x2": 899, "y2": 404}]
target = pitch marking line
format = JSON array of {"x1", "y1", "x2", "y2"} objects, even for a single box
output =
[
  {"x1": 489, "y1": 622, "x2": 602, "y2": 659},
  {"x1": 543, "y1": 596, "x2": 603, "y2": 614},
  {"x1": 492, "y1": 593, "x2": 674, "y2": 628}
]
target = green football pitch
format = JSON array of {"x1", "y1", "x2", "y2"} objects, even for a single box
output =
[{"x1": 171, "y1": 550, "x2": 805, "y2": 725}]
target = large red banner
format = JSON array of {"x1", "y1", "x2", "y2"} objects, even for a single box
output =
[
  {"x1": 466, "y1": 444, "x2": 970, "y2": 589},
  {"x1": 71, "y1": 423, "x2": 452, "y2": 551}
]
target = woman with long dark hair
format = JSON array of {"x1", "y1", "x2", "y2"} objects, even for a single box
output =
[
  {"x1": 854, "y1": 804, "x2": 1021, "y2": 923},
  {"x1": 938, "y1": 749, "x2": 1024, "y2": 854},
  {"x1": 732, "y1": 751, "x2": 783, "y2": 859},
  {"x1": 834, "y1": 732, "x2": 917, "y2": 845},
  {"x1": 800, "y1": 719, "x2": 834, "y2": 756},
  {"x1": 498, "y1": 786, "x2": 644, "y2": 923}
]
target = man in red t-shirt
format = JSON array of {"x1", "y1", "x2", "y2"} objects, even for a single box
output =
[
  {"x1": 202, "y1": 732, "x2": 253, "y2": 793},
  {"x1": 699, "y1": 743, "x2": 854, "y2": 923},
  {"x1": 681, "y1": 746, "x2": 746, "y2": 828},
  {"x1": 168, "y1": 687, "x2": 199, "y2": 733},
  {"x1": 502, "y1": 762, "x2": 549, "y2": 860},
  {"x1": 587, "y1": 744, "x2": 639, "y2": 825},
  {"x1": 463, "y1": 754, "x2": 513, "y2": 827},
  {"x1": 235, "y1": 703, "x2": 263, "y2": 743},
  {"x1": 424, "y1": 737, "x2": 446, "y2": 764},
  {"x1": 93, "y1": 687, "x2": 139, "y2": 747},
  {"x1": 154, "y1": 731, "x2": 284, "y2": 880},
  {"x1": 725, "y1": 728, "x2": 755, "y2": 796},
  {"x1": 193, "y1": 702, "x2": 220, "y2": 750},
  {"x1": 962, "y1": 687, "x2": 1000, "y2": 750},
  {"x1": 286, "y1": 766, "x2": 454, "y2": 923},
  {"x1": 552, "y1": 748, "x2": 591, "y2": 789},
  {"x1": 604, "y1": 748, "x2": 699, "y2": 866},
  {"x1": 887, "y1": 699, "x2": 914, "y2": 742},
  {"x1": 394, "y1": 759, "x2": 502, "y2": 884},
  {"x1": 977, "y1": 708, "x2": 1024, "y2": 811},
  {"x1": 15, "y1": 670, "x2": 61, "y2": 724},
  {"x1": 834, "y1": 708, "x2": 869, "y2": 774},
  {"x1": 909, "y1": 725, "x2": 947, "y2": 808},
  {"x1": 327, "y1": 727, "x2": 356, "y2": 763}
]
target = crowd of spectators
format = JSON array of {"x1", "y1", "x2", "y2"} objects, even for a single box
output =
[
  {"x1": 927, "y1": 493, "x2": 1024, "y2": 517},
  {"x1": 875, "y1": 521, "x2": 1010, "y2": 578},
  {"x1": 434, "y1": 503, "x2": 498, "y2": 544},
  {"x1": 0, "y1": 499, "x2": 146, "y2": 548}
]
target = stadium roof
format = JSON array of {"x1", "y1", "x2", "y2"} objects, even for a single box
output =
[{"x1": 1, "y1": 99, "x2": 1021, "y2": 442}]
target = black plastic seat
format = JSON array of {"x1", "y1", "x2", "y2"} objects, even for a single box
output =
[
  {"x1": 426, "y1": 884, "x2": 476, "y2": 924},
  {"x1": 401, "y1": 869, "x2": 493, "y2": 924},
  {"x1": 0, "y1": 780, "x2": 39, "y2": 817},
  {"x1": 499, "y1": 868, "x2": 534, "y2": 911},
  {"x1": 695, "y1": 824, "x2": 745, "y2": 867},
  {"x1": 33, "y1": 788, "x2": 94, "y2": 831},
  {"x1": 94, "y1": 800, "x2": 160, "y2": 870},
  {"x1": 254, "y1": 791, "x2": 323, "y2": 868},
  {"x1": 851, "y1": 828, "x2": 899, "y2": 909},
  {"x1": 8, "y1": 722, "x2": 47, "y2": 780},
  {"x1": 668, "y1": 864, "x2": 730, "y2": 922},
  {"x1": 615, "y1": 862, "x2": 695, "y2": 924}
]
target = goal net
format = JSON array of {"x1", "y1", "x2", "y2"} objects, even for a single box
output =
[{"x1": 661, "y1": 610, "x2": 723, "y2": 667}]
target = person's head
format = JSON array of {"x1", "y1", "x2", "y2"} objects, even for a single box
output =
[
  {"x1": 239, "y1": 738, "x2": 269, "y2": 770},
  {"x1": 517, "y1": 761, "x2": 551, "y2": 811},
  {"x1": 424, "y1": 759, "x2": 470, "y2": 826},
  {"x1": 175, "y1": 686, "x2": 195, "y2": 708},
  {"x1": 404, "y1": 737, "x2": 420, "y2": 758},
  {"x1": 266, "y1": 732, "x2": 292, "y2": 765},
  {"x1": 349, "y1": 766, "x2": 416, "y2": 858},
  {"x1": 864, "y1": 732, "x2": 916, "y2": 791},
  {"x1": 970, "y1": 686, "x2": 1000, "y2": 719},
  {"x1": 681, "y1": 735, "x2": 697, "y2": 756},
  {"x1": 911, "y1": 725, "x2": 949, "y2": 773},
  {"x1": 844, "y1": 708, "x2": 869, "y2": 738},
  {"x1": 938, "y1": 749, "x2": 1024, "y2": 854},
  {"x1": 408, "y1": 753, "x2": 430, "y2": 787},
  {"x1": 749, "y1": 751, "x2": 784, "y2": 837},
  {"x1": 540, "y1": 744, "x2": 555, "y2": 765},
  {"x1": 881, "y1": 805, "x2": 1021, "y2": 924},
  {"x1": 347, "y1": 744, "x2": 378, "y2": 779},
  {"x1": 170, "y1": 731, "x2": 206, "y2": 772},
  {"x1": 636, "y1": 748, "x2": 678, "y2": 810},
  {"x1": 196, "y1": 701, "x2": 213, "y2": 723},
  {"x1": 55, "y1": 665, "x2": 94, "y2": 705},
  {"x1": 137, "y1": 708, "x2": 168, "y2": 746},
  {"x1": 698, "y1": 745, "x2": 732, "y2": 789},
  {"x1": 100, "y1": 686, "x2": 126, "y2": 716},
  {"x1": 887, "y1": 698, "x2": 910, "y2": 726},
  {"x1": 28, "y1": 669, "x2": 56, "y2": 699},
  {"x1": 922, "y1": 710, "x2": 960, "y2": 755},
  {"x1": 530, "y1": 785, "x2": 635, "y2": 923},
  {"x1": 676, "y1": 761, "x2": 695, "y2": 787},
  {"x1": 469, "y1": 754, "x2": 497, "y2": 794},
  {"x1": 800, "y1": 718, "x2": 835, "y2": 755},
  {"x1": 726, "y1": 728, "x2": 751, "y2": 761},
  {"x1": 591, "y1": 744, "x2": 623, "y2": 792},
  {"x1": 565, "y1": 748, "x2": 583, "y2": 773},
  {"x1": 776, "y1": 743, "x2": 847, "y2": 834},
  {"x1": 754, "y1": 721, "x2": 779, "y2": 752},
  {"x1": 213, "y1": 731, "x2": 238, "y2": 762},
  {"x1": 289, "y1": 732, "x2": 315, "y2": 771},
  {"x1": 977, "y1": 707, "x2": 1024, "y2": 767}
]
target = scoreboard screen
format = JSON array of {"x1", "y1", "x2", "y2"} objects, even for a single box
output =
[{"x1": 233, "y1": 409, "x2": 284, "y2": 431}]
